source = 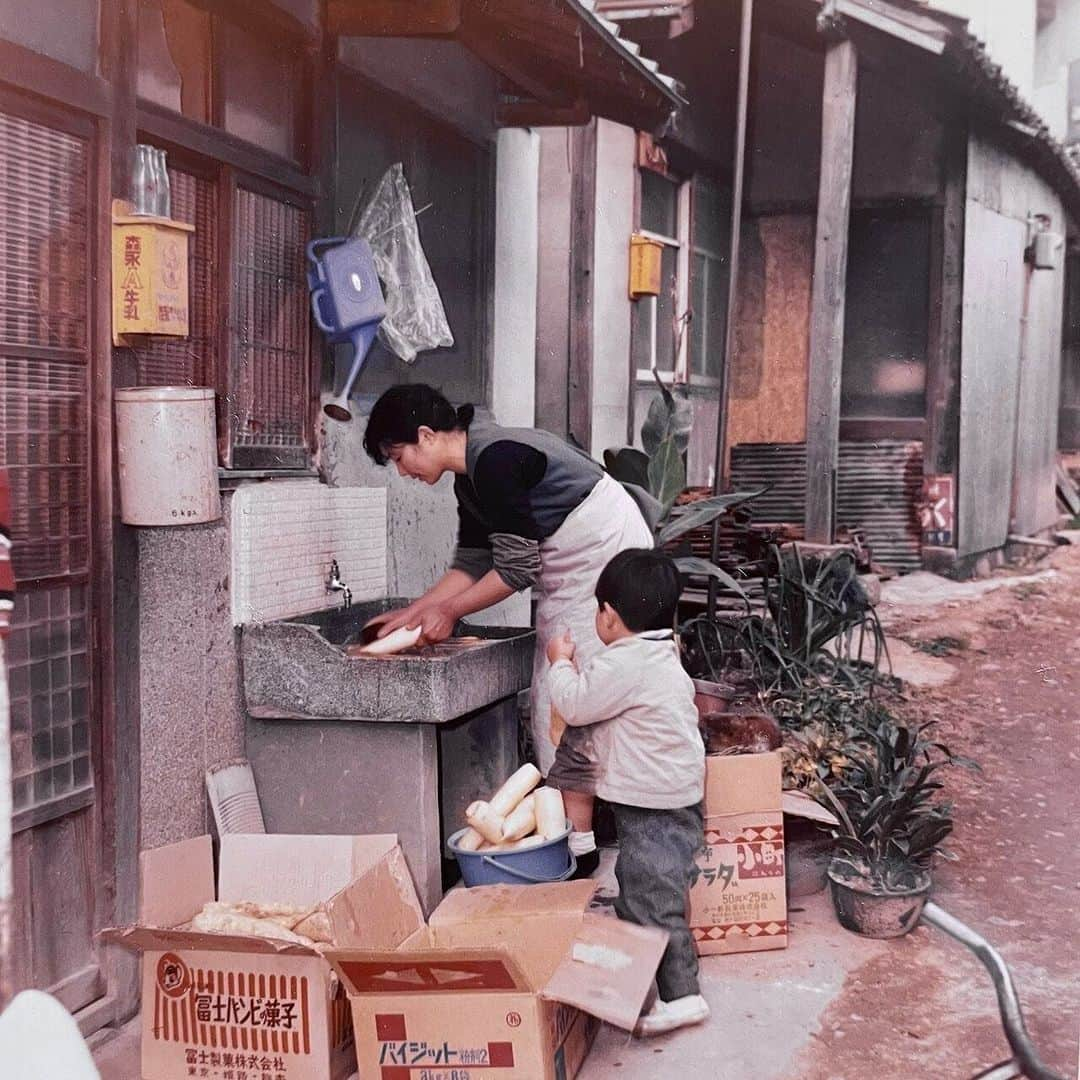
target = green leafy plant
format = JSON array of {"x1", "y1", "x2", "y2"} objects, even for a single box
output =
[
  {"x1": 745, "y1": 545, "x2": 889, "y2": 693},
  {"x1": 816, "y1": 716, "x2": 975, "y2": 893},
  {"x1": 603, "y1": 372, "x2": 761, "y2": 599}
]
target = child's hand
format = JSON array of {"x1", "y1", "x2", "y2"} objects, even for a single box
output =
[{"x1": 546, "y1": 630, "x2": 576, "y2": 665}]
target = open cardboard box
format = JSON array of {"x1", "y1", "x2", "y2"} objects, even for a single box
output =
[
  {"x1": 691, "y1": 750, "x2": 788, "y2": 956},
  {"x1": 103, "y1": 832, "x2": 424, "y2": 1080},
  {"x1": 325, "y1": 880, "x2": 669, "y2": 1080}
]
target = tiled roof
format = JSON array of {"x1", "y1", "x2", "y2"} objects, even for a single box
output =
[
  {"x1": 572, "y1": 0, "x2": 686, "y2": 103},
  {"x1": 942, "y1": 30, "x2": 1080, "y2": 221}
]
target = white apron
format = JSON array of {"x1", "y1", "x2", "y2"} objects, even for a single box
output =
[{"x1": 530, "y1": 474, "x2": 654, "y2": 774}]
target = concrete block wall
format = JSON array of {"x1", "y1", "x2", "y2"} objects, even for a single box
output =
[
  {"x1": 230, "y1": 481, "x2": 387, "y2": 625},
  {"x1": 137, "y1": 509, "x2": 242, "y2": 849}
]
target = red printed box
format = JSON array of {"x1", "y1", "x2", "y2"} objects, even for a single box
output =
[
  {"x1": 691, "y1": 751, "x2": 788, "y2": 956},
  {"x1": 103, "y1": 833, "x2": 419, "y2": 1080}
]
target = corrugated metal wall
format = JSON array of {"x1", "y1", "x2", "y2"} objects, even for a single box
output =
[{"x1": 730, "y1": 440, "x2": 924, "y2": 572}]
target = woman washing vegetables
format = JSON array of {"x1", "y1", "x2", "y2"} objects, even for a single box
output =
[{"x1": 362, "y1": 384, "x2": 658, "y2": 878}]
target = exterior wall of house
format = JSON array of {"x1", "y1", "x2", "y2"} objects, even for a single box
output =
[
  {"x1": 957, "y1": 131, "x2": 1066, "y2": 555},
  {"x1": 136, "y1": 507, "x2": 245, "y2": 848}
]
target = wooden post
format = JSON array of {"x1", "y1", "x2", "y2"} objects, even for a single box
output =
[
  {"x1": 568, "y1": 121, "x2": 597, "y2": 452},
  {"x1": 805, "y1": 35, "x2": 857, "y2": 543},
  {"x1": 924, "y1": 115, "x2": 967, "y2": 481}
]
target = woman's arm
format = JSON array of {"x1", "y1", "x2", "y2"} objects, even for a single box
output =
[
  {"x1": 366, "y1": 569, "x2": 477, "y2": 638},
  {"x1": 413, "y1": 569, "x2": 515, "y2": 643}
]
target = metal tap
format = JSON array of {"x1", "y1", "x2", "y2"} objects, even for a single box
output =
[{"x1": 326, "y1": 558, "x2": 352, "y2": 609}]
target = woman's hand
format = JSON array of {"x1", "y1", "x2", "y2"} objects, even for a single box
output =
[
  {"x1": 365, "y1": 605, "x2": 419, "y2": 640},
  {"x1": 546, "y1": 630, "x2": 576, "y2": 665},
  {"x1": 416, "y1": 602, "x2": 458, "y2": 645}
]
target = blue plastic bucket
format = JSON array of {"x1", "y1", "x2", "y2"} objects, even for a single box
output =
[{"x1": 447, "y1": 821, "x2": 576, "y2": 887}]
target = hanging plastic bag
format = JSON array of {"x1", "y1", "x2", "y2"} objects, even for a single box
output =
[{"x1": 351, "y1": 163, "x2": 454, "y2": 364}]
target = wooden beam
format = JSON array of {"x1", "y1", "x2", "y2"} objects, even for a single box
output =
[
  {"x1": 805, "y1": 36, "x2": 857, "y2": 544},
  {"x1": 568, "y1": 121, "x2": 597, "y2": 453},
  {"x1": 0, "y1": 39, "x2": 112, "y2": 118},
  {"x1": 458, "y1": 17, "x2": 576, "y2": 107},
  {"x1": 97, "y1": 0, "x2": 142, "y2": 1019},
  {"x1": 924, "y1": 114, "x2": 967, "y2": 479},
  {"x1": 327, "y1": 0, "x2": 461, "y2": 36},
  {"x1": 495, "y1": 98, "x2": 590, "y2": 128}
]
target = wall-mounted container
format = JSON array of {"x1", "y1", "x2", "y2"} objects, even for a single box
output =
[
  {"x1": 111, "y1": 199, "x2": 193, "y2": 345},
  {"x1": 115, "y1": 387, "x2": 220, "y2": 526},
  {"x1": 629, "y1": 233, "x2": 664, "y2": 299}
]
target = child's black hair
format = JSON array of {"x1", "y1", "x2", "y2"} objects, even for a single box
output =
[
  {"x1": 363, "y1": 384, "x2": 475, "y2": 466},
  {"x1": 595, "y1": 548, "x2": 682, "y2": 633}
]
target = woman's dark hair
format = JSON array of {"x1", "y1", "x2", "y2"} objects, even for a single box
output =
[
  {"x1": 363, "y1": 384, "x2": 475, "y2": 465},
  {"x1": 595, "y1": 548, "x2": 682, "y2": 633}
]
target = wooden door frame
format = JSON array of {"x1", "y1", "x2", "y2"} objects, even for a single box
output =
[{"x1": 0, "y1": 71, "x2": 130, "y2": 1027}]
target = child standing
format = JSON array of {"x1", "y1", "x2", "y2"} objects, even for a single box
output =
[{"x1": 546, "y1": 548, "x2": 708, "y2": 1037}]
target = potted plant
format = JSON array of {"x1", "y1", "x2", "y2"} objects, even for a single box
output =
[
  {"x1": 816, "y1": 716, "x2": 972, "y2": 938},
  {"x1": 603, "y1": 372, "x2": 760, "y2": 599},
  {"x1": 779, "y1": 699, "x2": 866, "y2": 898}
]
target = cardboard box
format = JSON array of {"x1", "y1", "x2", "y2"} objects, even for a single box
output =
[
  {"x1": 104, "y1": 832, "x2": 424, "y2": 1080},
  {"x1": 326, "y1": 880, "x2": 669, "y2": 1080},
  {"x1": 691, "y1": 750, "x2": 788, "y2": 956}
]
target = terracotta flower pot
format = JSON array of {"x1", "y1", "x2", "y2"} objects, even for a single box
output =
[
  {"x1": 827, "y1": 859, "x2": 931, "y2": 938},
  {"x1": 785, "y1": 817, "x2": 835, "y2": 898}
]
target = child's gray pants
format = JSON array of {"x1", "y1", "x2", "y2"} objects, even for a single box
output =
[{"x1": 611, "y1": 801, "x2": 704, "y2": 1001}]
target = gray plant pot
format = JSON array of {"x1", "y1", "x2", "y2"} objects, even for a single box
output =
[{"x1": 827, "y1": 859, "x2": 931, "y2": 938}]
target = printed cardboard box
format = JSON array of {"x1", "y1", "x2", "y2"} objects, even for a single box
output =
[
  {"x1": 326, "y1": 880, "x2": 669, "y2": 1080},
  {"x1": 691, "y1": 750, "x2": 788, "y2": 956},
  {"x1": 103, "y1": 832, "x2": 425, "y2": 1080}
]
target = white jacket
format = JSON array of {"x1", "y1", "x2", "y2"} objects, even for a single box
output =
[{"x1": 548, "y1": 630, "x2": 705, "y2": 810}]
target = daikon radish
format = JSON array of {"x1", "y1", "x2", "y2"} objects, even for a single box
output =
[
  {"x1": 505, "y1": 834, "x2": 546, "y2": 851},
  {"x1": 478, "y1": 834, "x2": 547, "y2": 853},
  {"x1": 534, "y1": 786, "x2": 567, "y2": 840},
  {"x1": 465, "y1": 800, "x2": 506, "y2": 844},
  {"x1": 357, "y1": 624, "x2": 422, "y2": 656},
  {"x1": 488, "y1": 763, "x2": 542, "y2": 816},
  {"x1": 501, "y1": 794, "x2": 536, "y2": 841},
  {"x1": 455, "y1": 827, "x2": 485, "y2": 852}
]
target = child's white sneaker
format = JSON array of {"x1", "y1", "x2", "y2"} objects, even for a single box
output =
[{"x1": 633, "y1": 993, "x2": 710, "y2": 1037}]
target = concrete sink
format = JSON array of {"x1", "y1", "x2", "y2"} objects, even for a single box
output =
[{"x1": 240, "y1": 598, "x2": 535, "y2": 723}]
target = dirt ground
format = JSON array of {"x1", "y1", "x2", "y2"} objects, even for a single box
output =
[{"x1": 791, "y1": 541, "x2": 1080, "y2": 1079}]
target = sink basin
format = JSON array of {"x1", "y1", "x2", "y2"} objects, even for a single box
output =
[{"x1": 240, "y1": 598, "x2": 536, "y2": 723}]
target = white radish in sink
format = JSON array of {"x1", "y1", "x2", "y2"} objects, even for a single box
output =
[
  {"x1": 488, "y1": 764, "x2": 542, "y2": 816},
  {"x1": 357, "y1": 624, "x2": 422, "y2": 656},
  {"x1": 500, "y1": 794, "x2": 536, "y2": 841}
]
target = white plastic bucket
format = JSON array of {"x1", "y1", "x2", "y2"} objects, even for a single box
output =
[{"x1": 115, "y1": 386, "x2": 221, "y2": 526}]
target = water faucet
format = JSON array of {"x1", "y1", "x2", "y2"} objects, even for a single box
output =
[{"x1": 326, "y1": 558, "x2": 352, "y2": 609}]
